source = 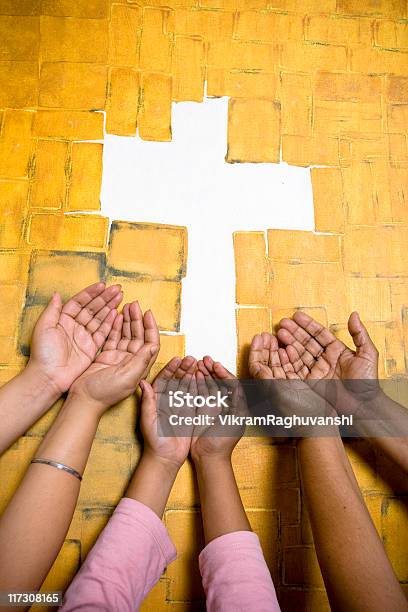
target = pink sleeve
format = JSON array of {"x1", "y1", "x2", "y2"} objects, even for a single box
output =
[
  {"x1": 61, "y1": 498, "x2": 176, "y2": 612},
  {"x1": 199, "y1": 531, "x2": 281, "y2": 612}
]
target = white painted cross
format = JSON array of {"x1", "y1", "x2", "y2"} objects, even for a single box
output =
[{"x1": 101, "y1": 97, "x2": 314, "y2": 373}]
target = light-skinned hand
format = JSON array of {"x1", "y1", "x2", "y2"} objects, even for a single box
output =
[
  {"x1": 68, "y1": 301, "x2": 159, "y2": 415},
  {"x1": 28, "y1": 282, "x2": 123, "y2": 395}
]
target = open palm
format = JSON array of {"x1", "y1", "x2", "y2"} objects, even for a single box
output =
[
  {"x1": 190, "y1": 356, "x2": 246, "y2": 461},
  {"x1": 277, "y1": 311, "x2": 378, "y2": 381},
  {"x1": 248, "y1": 333, "x2": 334, "y2": 422},
  {"x1": 277, "y1": 311, "x2": 380, "y2": 404},
  {"x1": 140, "y1": 356, "x2": 197, "y2": 467},
  {"x1": 29, "y1": 283, "x2": 123, "y2": 394},
  {"x1": 69, "y1": 302, "x2": 160, "y2": 414}
]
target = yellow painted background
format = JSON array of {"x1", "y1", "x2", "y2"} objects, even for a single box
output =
[{"x1": 0, "y1": 0, "x2": 407, "y2": 609}]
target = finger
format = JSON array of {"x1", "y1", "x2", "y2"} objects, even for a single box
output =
[
  {"x1": 196, "y1": 369, "x2": 209, "y2": 399},
  {"x1": 202, "y1": 355, "x2": 215, "y2": 372},
  {"x1": 143, "y1": 310, "x2": 160, "y2": 347},
  {"x1": 73, "y1": 285, "x2": 122, "y2": 326},
  {"x1": 348, "y1": 311, "x2": 378, "y2": 360},
  {"x1": 277, "y1": 327, "x2": 317, "y2": 369},
  {"x1": 178, "y1": 357, "x2": 198, "y2": 394},
  {"x1": 200, "y1": 357, "x2": 219, "y2": 397},
  {"x1": 279, "y1": 316, "x2": 325, "y2": 359},
  {"x1": 103, "y1": 313, "x2": 124, "y2": 351},
  {"x1": 197, "y1": 359, "x2": 210, "y2": 376},
  {"x1": 248, "y1": 334, "x2": 270, "y2": 378},
  {"x1": 139, "y1": 379, "x2": 156, "y2": 425},
  {"x1": 174, "y1": 356, "x2": 196, "y2": 380},
  {"x1": 61, "y1": 282, "x2": 106, "y2": 318},
  {"x1": 261, "y1": 332, "x2": 272, "y2": 364},
  {"x1": 212, "y1": 361, "x2": 236, "y2": 381},
  {"x1": 293, "y1": 311, "x2": 341, "y2": 349},
  {"x1": 267, "y1": 335, "x2": 284, "y2": 378},
  {"x1": 286, "y1": 344, "x2": 308, "y2": 377},
  {"x1": 92, "y1": 309, "x2": 118, "y2": 350},
  {"x1": 120, "y1": 343, "x2": 160, "y2": 386},
  {"x1": 153, "y1": 357, "x2": 182, "y2": 394},
  {"x1": 117, "y1": 303, "x2": 131, "y2": 351},
  {"x1": 35, "y1": 292, "x2": 63, "y2": 330},
  {"x1": 248, "y1": 334, "x2": 265, "y2": 366},
  {"x1": 278, "y1": 347, "x2": 294, "y2": 372},
  {"x1": 137, "y1": 310, "x2": 161, "y2": 375},
  {"x1": 85, "y1": 291, "x2": 123, "y2": 334},
  {"x1": 127, "y1": 301, "x2": 144, "y2": 353}
]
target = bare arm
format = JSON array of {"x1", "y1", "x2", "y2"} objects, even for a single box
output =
[
  {"x1": 0, "y1": 396, "x2": 98, "y2": 593},
  {"x1": 193, "y1": 455, "x2": 250, "y2": 544},
  {"x1": 191, "y1": 358, "x2": 250, "y2": 544},
  {"x1": 0, "y1": 303, "x2": 159, "y2": 599},
  {"x1": 0, "y1": 365, "x2": 60, "y2": 455},
  {"x1": 353, "y1": 389, "x2": 408, "y2": 473},
  {"x1": 298, "y1": 434, "x2": 407, "y2": 612}
]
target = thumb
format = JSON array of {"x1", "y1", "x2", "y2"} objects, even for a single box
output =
[
  {"x1": 36, "y1": 292, "x2": 63, "y2": 330},
  {"x1": 121, "y1": 343, "x2": 159, "y2": 383},
  {"x1": 348, "y1": 312, "x2": 378, "y2": 359},
  {"x1": 139, "y1": 379, "x2": 157, "y2": 429}
]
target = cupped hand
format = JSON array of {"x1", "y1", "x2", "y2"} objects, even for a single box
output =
[
  {"x1": 248, "y1": 333, "x2": 335, "y2": 422},
  {"x1": 277, "y1": 311, "x2": 379, "y2": 382},
  {"x1": 140, "y1": 356, "x2": 197, "y2": 469},
  {"x1": 277, "y1": 311, "x2": 381, "y2": 405},
  {"x1": 249, "y1": 332, "x2": 308, "y2": 380},
  {"x1": 68, "y1": 301, "x2": 160, "y2": 415},
  {"x1": 190, "y1": 356, "x2": 246, "y2": 462},
  {"x1": 28, "y1": 282, "x2": 123, "y2": 395}
]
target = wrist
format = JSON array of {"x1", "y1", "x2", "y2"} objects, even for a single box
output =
[
  {"x1": 141, "y1": 450, "x2": 182, "y2": 479},
  {"x1": 66, "y1": 386, "x2": 107, "y2": 416},
  {"x1": 192, "y1": 452, "x2": 232, "y2": 471},
  {"x1": 62, "y1": 393, "x2": 102, "y2": 426},
  {"x1": 21, "y1": 362, "x2": 62, "y2": 404}
]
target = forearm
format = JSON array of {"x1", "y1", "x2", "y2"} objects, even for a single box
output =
[
  {"x1": 0, "y1": 395, "x2": 99, "y2": 593},
  {"x1": 298, "y1": 435, "x2": 406, "y2": 612},
  {"x1": 352, "y1": 391, "x2": 408, "y2": 473},
  {"x1": 194, "y1": 455, "x2": 251, "y2": 544},
  {"x1": 0, "y1": 363, "x2": 61, "y2": 454},
  {"x1": 125, "y1": 452, "x2": 179, "y2": 518}
]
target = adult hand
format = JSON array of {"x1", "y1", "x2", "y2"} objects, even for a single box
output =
[
  {"x1": 190, "y1": 356, "x2": 246, "y2": 462},
  {"x1": 28, "y1": 282, "x2": 123, "y2": 395},
  {"x1": 68, "y1": 301, "x2": 160, "y2": 415},
  {"x1": 248, "y1": 333, "x2": 335, "y2": 425},
  {"x1": 140, "y1": 356, "x2": 197, "y2": 469},
  {"x1": 277, "y1": 311, "x2": 381, "y2": 405}
]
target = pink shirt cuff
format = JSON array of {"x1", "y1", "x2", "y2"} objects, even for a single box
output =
[{"x1": 199, "y1": 531, "x2": 281, "y2": 612}]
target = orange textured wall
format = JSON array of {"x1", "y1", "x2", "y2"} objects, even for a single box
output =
[{"x1": 0, "y1": 0, "x2": 407, "y2": 609}]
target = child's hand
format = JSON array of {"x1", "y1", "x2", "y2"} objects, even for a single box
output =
[
  {"x1": 190, "y1": 356, "x2": 246, "y2": 463},
  {"x1": 68, "y1": 302, "x2": 159, "y2": 416},
  {"x1": 28, "y1": 283, "x2": 123, "y2": 395},
  {"x1": 140, "y1": 356, "x2": 197, "y2": 470}
]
